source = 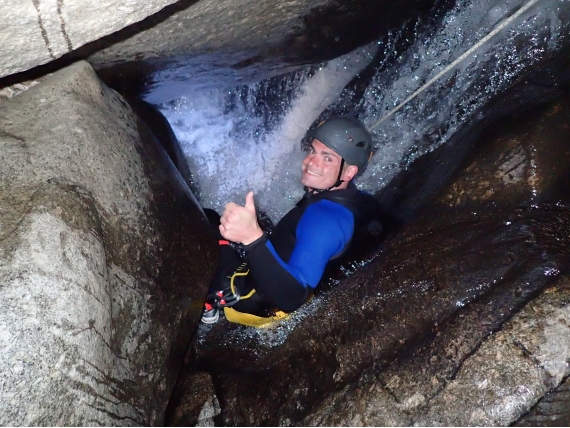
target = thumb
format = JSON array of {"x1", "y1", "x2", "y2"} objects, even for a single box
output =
[{"x1": 245, "y1": 191, "x2": 256, "y2": 212}]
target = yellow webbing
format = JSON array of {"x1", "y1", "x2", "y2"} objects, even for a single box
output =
[
  {"x1": 223, "y1": 307, "x2": 290, "y2": 328},
  {"x1": 229, "y1": 263, "x2": 249, "y2": 296}
]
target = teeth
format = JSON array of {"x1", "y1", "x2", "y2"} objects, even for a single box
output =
[{"x1": 305, "y1": 169, "x2": 319, "y2": 176}]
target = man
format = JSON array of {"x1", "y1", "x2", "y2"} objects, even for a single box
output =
[{"x1": 201, "y1": 117, "x2": 382, "y2": 326}]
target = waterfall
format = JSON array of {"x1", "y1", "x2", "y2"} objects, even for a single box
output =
[
  {"x1": 158, "y1": 0, "x2": 568, "y2": 222},
  {"x1": 159, "y1": 45, "x2": 377, "y2": 221}
]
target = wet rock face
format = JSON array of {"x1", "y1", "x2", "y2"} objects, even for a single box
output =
[
  {"x1": 165, "y1": 370, "x2": 221, "y2": 426},
  {"x1": 0, "y1": 61, "x2": 217, "y2": 425},
  {"x1": 373, "y1": 46, "x2": 570, "y2": 227},
  {"x1": 516, "y1": 370, "x2": 570, "y2": 426},
  {"x1": 432, "y1": 100, "x2": 570, "y2": 212},
  {"x1": 173, "y1": 95, "x2": 570, "y2": 425},
  {"x1": 89, "y1": 0, "x2": 435, "y2": 101},
  {"x1": 305, "y1": 273, "x2": 570, "y2": 426}
]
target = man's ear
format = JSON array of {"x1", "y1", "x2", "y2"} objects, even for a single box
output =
[{"x1": 343, "y1": 164, "x2": 359, "y2": 181}]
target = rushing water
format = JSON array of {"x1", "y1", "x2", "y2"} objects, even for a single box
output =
[{"x1": 157, "y1": 0, "x2": 569, "y2": 223}]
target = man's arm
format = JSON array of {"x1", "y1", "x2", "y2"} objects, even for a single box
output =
[{"x1": 245, "y1": 200, "x2": 354, "y2": 312}]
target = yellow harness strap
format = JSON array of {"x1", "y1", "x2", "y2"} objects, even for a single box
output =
[
  {"x1": 229, "y1": 263, "x2": 250, "y2": 296},
  {"x1": 223, "y1": 307, "x2": 290, "y2": 328}
]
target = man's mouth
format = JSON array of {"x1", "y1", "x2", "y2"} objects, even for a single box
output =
[{"x1": 304, "y1": 168, "x2": 320, "y2": 177}]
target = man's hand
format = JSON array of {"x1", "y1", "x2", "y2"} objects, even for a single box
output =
[{"x1": 219, "y1": 191, "x2": 264, "y2": 245}]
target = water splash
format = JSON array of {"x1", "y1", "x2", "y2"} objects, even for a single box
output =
[{"x1": 159, "y1": 45, "x2": 377, "y2": 221}]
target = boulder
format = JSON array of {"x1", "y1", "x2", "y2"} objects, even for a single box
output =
[
  {"x1": 305, "y1": 274, "x2": 570, "y2": 426},
  {"x1": 431, "y1": 100, "x2": 570, "y2": 212},
  {"x1": 0, "y1": 60, "x2": 217, "y2": 425},
  {"x1": 516, "y1": 366, "x2": 570, "y2": 426},
  {"x1": 0, "y1": 0, "x2": 178, "y2": 79}
]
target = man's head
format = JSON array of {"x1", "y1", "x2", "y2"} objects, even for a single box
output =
[{"x1": 301, "y1": 117, "x2": 373, "y2": 191}]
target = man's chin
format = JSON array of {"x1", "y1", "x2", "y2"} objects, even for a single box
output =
[
  {"x1": 301, "y1": 179, "x2": 317, "y2": 189},
  {"x1": 302, "y1": 182, "x2": 329, "y2": 192}
]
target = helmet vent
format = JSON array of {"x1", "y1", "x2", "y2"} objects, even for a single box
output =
[{"x1": 356, "y1": 141, "x2": 366, "y2": 148}]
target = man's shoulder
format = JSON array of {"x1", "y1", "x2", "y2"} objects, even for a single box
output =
[
  {"x1": 312, "y1": 186, "x2": 377, "y2": 215},
  {"x1": 302, "y1": 198, "x2": 354, "y2": 227},
  {"x1": 297, "y1": 199, "x2": 354, "y2": 247}
]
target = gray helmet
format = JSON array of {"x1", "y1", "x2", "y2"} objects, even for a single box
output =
[{"x1": 311, "y1": 117, "x2": 373, "y2": 169}]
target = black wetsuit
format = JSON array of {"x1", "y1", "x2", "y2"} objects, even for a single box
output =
[{"x1": 207, "y1": 182, "x2": 383, "y2": 317}]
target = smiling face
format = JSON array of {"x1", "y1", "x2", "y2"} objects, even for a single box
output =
[{"x1": 301, "y1": 138, "x2": 358, "y2": 191}]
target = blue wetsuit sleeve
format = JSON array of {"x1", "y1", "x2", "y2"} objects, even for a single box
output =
[
  {"x1": 244, "y1": 200, "x2": 354, "y2": 312},
  {"x1": 285, "y1": 200, "x2": 354, "y2": 287},
  {"x1": 249, "y1": 199, "x2": 353, "y2": 278}
]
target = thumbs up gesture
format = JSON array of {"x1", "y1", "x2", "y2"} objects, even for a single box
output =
[{"x1": 219, "y1": 191, "x2": 264, "y2": 245}]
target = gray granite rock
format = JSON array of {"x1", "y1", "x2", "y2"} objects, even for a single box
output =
[
  {"x1": 0, "y1": 60, "x2": 217, "y2": 425},
  {"x1": 303, "y1": 277, "x2": 570, "y2": 426},
  {"x1": 0, "y1": 0, "x2": 178, "y2": 79}
]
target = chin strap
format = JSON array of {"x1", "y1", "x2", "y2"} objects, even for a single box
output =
[{"x1": 307, "y1": 159, "x2": 345, "y2": 194}]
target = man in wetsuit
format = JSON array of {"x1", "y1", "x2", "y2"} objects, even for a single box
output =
[{"x1": 201, "y1": 117, "x2": 382, "y2": 325}]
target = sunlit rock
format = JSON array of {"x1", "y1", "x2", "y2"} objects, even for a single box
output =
[
  {"x1": 0, "y1": 60, "x2": 216, "y2": 425},
  {"x1": 0, "y1": 0, "x2": 179, "y2": 79}
]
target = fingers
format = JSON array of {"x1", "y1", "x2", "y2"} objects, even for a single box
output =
[
  {"x1": 222, "y1": 201, "x2": 238, "y2": 215},
  {"x1": 245, "y1": 191, "x2": 255, "y2": 212},
  {"x1": 219, "y1": 192, "x2": 257, "y2": 242}
]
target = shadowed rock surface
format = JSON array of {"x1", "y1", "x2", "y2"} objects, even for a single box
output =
[
  {"x1": 304, "y1": 273, "x2": 570, "y2": 426},
  {"x1": 165, "y1": 370, "x2": 221, "y2": 426},
  {"x1": 0, "y1": 61, "x2": 217, "y2": 425},
  {"x1": 126, "y1": 97, "x2": 199, "y2": 196},
  {"x1": 166, "y1": 93, "x2": 570, "y2": 426},
  {"x1": 89, "y1": 0, "x2": 437, "y2": 101}
]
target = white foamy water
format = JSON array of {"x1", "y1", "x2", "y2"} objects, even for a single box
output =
[{"x1": 159, "y1": 44, "x2": 377, "y2": 222}]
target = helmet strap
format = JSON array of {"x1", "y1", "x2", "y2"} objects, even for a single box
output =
[{"x1": 332, "y1": 158, "x2": 345, "y2": 188}]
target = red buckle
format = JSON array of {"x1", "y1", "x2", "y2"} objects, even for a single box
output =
[
  {"x1": 204, "y1": 302, "x2": 213, "y2": 311},
  {"x1": 216, "y1": 290, "x2": 224, "y2": 297},
  {"x1": 219, "y1": 240, "x2": 230, "y2": 245},
  {"x1": 219, "y1": 299, "x2": 226, "y2": 305}
]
